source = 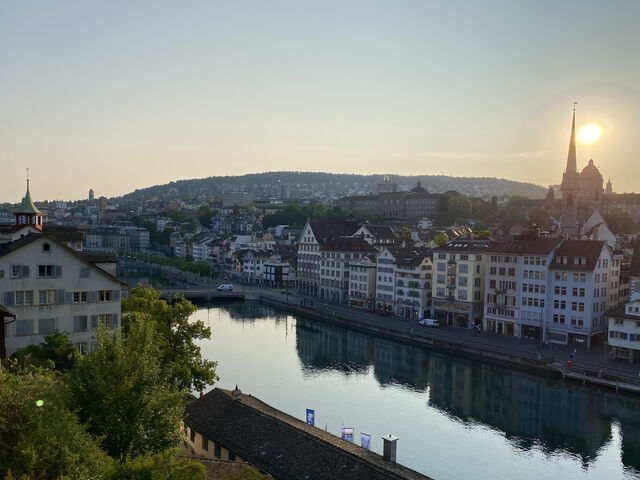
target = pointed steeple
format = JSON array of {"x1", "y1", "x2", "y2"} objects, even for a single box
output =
[{"x1": 565, "y1": 105, "x2": 577, "y2": 174}]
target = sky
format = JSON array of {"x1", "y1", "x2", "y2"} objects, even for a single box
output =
[{"x1": 1, "y1": 0, "x2": 639, "y2": 202}]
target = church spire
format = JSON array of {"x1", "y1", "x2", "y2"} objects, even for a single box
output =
[{"x1": 565, "y1": 103, "x2": 577, "y2": 174}]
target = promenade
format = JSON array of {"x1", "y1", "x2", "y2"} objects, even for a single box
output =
[{"x1": 252, "y1": 286, "x2": 640, "y2": 394}]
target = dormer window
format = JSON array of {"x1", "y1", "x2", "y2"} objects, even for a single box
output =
[{"x1": 42, "y1": 243, "x2": 50, "y2": 252}]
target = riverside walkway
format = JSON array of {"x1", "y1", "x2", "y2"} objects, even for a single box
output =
[{"x1": 252, "y1": 286, "x2": 640, "y2": 394}]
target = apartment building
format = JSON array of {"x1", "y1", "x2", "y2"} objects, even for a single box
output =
[
  {"x1": 348, "y1": 254, "x2": 377, "y2": 309},
  {"x1": 0, "y1": 234, "x2": 124, "y2": 356},
  {"x1": 483, "y1": 238, "x2": 562, "y2": 339},
  {"x1": 319, "y1": 237, "x2": 376, "y2": 304},
  {"x1": 296, "y1": 220, "x2": 358, "y2": 297},
  {"x1": 432, "y1": 240, "x2": 490, "y2": 328},
  {"x1": 606, "y1": 240, "x2": 640, "y2": 362},
  {"x1": 547, "y1": 240, "x2": 621, "y2": 348},
  {"x1": 393, "y1": 248, "x2": 433, "y2": 320},
  {"x1": 375, "y1": 247, "x2": 397, "y2": 313}
]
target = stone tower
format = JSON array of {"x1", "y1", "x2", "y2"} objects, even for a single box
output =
[{"x1": 560, "y1": 107, "x2": 580, "y2": 238}]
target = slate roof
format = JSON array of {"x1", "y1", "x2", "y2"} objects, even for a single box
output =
[
  {"x1": 390, "y1": 247, "x2": 433, "y2": 268},
  {"x1": 550, "y1": 240, "x2": 606, "y2": 271},
  {"x1": 363, "y1": 225, "x2": 396, "y2": 241},
  {"x1": 185, "y1": 388, "x2": 433, "y2": 480},
  {"x1": 486, "y1": 238, "x2": 562, "y2": 255},
  {"x1": 322, "y1": 236, "x2": 377, "y2": 253},
  {"x1": 309, "y1": 221, "x2": 360, "y2": 245},
  {"x1": 436, "y1": 240, "x2": 492, "y2": 252},
  {"x1": 42, "y1": 225, "x2": 84, "y2": 243}
]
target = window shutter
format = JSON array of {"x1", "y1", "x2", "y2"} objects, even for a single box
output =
[
  {"x1": 55, "y1": 265, "x2": 63, "y2": 277},
  {"x1": 65, "y1": 291, "x2": 73, "y2": 304},
  {"x1": 4, "y1": 291, "x2": 15, "y2": 306},
  {"x1": 89, "y1": 291, "x2": 98, "y2": 303},
  {"x1": 113, "y1": 289, "x2": 120, "y2": 301},
  {"x1": 57, "y1": 290, "x2": 65, "y2": 304},
  {"x1": 21, "y1": 266, "x2": 30, "y2": 277},
  {"x1": 91, "y1": 315, "x2": 99, "y2": 329}
]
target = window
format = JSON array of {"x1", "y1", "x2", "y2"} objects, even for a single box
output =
[
  {"x1": 190, "y1": 429, "x2": 195, "y2": 442},
  {"x1": 214, "y1": 444, "x2": 221, "y2": 459},
  {"x1": 202, "y1": 437, "x2": 209, "y2": 451},
  {"x1": 74, "y1": 315, "x2": 88, "y2": 332},
  {"x1": 38, "y1": 265, "x2": 56, "y2": 278},
  {"x1": 228, "y1": 451, "x2": 236, "y2": 461},
  {"x1": 38, "y1": 318, "x2": 56, "y2": 334},
  {"x1": 99, "y1": 313, "x2": 118, "y2": 329},
  {"x1": 42, "y1": 243, "x2": 50, "y2": 252},
  {"x1": 38, "y1": 290, "x2": 56, "y2": 305},
  {"x1": 75, "y1": 342, "x2": 88, "y2": 354},
  {"x1": 490, "y1": 267, "x2": 496, "y2": 275},
  {"x1": 98, "y1": 290, "x2": 113, "y2": 302},
  {"x1": 73, "y1": 291, "x2": 88, "y2": 303},
  {"x1": 80, "y1": 267, "x2": 90, "y2": 278},
  {"x1": 16, "y1": 319, "x2": 34, "y2": 336}
]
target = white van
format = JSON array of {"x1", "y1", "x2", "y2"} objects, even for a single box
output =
[
  {"x1": 217, "y1": 284, "x2": 233, "y2": 291},
  {"x1": 418, "y1": 318, "x2": 439, "y2": 327}
]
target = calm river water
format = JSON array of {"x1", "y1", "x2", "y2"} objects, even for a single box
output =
[{"x1": 193, "y1": 301, "x2": 640, "y2": 480}]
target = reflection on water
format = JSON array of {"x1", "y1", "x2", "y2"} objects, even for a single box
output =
[
  {"x1": 293, "y1": 316, "x2": 640, "y2": 472},
  {"x1": 203, "y1": 302, "x2": 640, "y2": 478}
]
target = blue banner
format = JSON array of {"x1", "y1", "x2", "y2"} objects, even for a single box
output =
[
  {"x1": 306, "y1": 409, "x2": 315, "y2": 426},
  {"x1": 360, "y1": 433, "x2": 371, "y2": 449},
  {"x1": 341, "y1": 427, "x2": 354, "y2": 442}
]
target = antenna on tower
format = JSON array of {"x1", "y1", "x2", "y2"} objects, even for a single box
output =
[
  {"x1": 573, "y1": 101, "x2": 578, "y2": 112},
  {"x1": 26, "y1": 167, "x2": 30, "y2": 190}
]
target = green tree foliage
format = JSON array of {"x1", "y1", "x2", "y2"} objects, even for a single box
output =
[
  {"x1": 262, "y1": 202, "x2": 379, "y2": 229},
  {"x1": 197, "y1": 206, "x2": 215, "y2": 227},
  {"x1": 604, "y1": 208, "x2": 637, "y2": 234},
  {"x1": 434, "y1": 231, "x2": 449, "y2": 247},
  {"x1": 121, "y1": 285, "x2": 218, "y2": 392},
  {"x1": 475, "y1": 230, "x2": 492, "y2": 239},
  {"x1": 528, "y1": 207, "x2": 552, "y2": 228},
  {"x1": 68, "y1": 323, "x2": 184, "y2": 461},
  {"x1": 436, "y1": 193, "x2": 472, "y2": 225},
  {"x1": 0, "y1": 366, "x2": 112, "y2": 480},
  {"x1": 10, "y1": 330, "x2": 79, "y2": 371},
  {"x1": 137, "y1": 254, "x2": 217, "y2": 278},
  {"x1": 111, "y1": 449, "x2": 205, "y2": 480},
  {"x1": 165, "y1": 209, "x2": 191, "y2": 224}
]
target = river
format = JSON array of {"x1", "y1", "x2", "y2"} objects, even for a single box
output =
[{"x1": 193, "y1": 301, "x2": 640, "y2": 480}]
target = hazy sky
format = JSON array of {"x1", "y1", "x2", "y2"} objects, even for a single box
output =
[{"x1": 2, "y1": 0, "x2": 639, "y2": 202}]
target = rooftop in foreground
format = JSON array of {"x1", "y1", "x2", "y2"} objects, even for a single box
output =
[{"x1": 185, "y1": 387, "x2": 433, "y2": 480}]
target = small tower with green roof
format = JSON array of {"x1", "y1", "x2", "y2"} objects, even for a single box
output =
[{"x1": 13, "y1": 178, "x2": 43, "y2": 233}]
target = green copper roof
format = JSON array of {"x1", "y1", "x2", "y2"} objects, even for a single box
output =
[{"x1": 15, "y1": 186, "x2": 42, "y2": 214}]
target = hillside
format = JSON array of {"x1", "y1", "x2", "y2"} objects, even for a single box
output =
[{"x1": 119, "y1": 172, "x2": 547, "y2": 202}]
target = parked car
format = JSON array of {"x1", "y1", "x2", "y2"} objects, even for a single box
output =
[
  {"x1": 217, "y1": 284, "x2": 233, "y2": 291},
  {"x1": 418, "y1": 318, "x2": 439, "y2": 327}
]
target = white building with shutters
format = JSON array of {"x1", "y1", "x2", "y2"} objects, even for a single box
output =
[{"x1": 0, "y1": 234, "x2": 124, "y2": 356}]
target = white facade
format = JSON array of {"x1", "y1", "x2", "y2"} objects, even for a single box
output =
[
  {"x1": 1, "y1": 235, "x2": 123, "y2": 355},
  {"x1": 296, "y1": 222, "x2": 321, "y2": 297},
  {"x1": 348, "y1": 256, "x2": 377, "y2": 309},
  {"x1": 394, "y1": 256, "x2": 432, "y2": 320},
  {"x1": 375, "y1": 248, "x2": 397, "y2": 312}
]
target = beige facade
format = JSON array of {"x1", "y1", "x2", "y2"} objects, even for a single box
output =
[{"x1": 184, "y1": 425, "x2": 246, "y2": 463}]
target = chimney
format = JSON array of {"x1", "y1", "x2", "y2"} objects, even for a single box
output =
[
  {"x1": 232, "y1": 385, "x2": 242, "y2": 401},
  {"x1": 381, "y1": 434, "x2": 398, "y2": 462}
]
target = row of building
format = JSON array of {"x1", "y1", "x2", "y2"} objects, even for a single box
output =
[{"x1": 292, "y1": 218, "x2": 638, "y2": 354}]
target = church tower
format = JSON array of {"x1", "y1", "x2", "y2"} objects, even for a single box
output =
[
  {"x1": 560, "y1": 106, "x2": 580, "y2": 238},
  {"x1": 12, "y1": 177, "x2": 44, "y2": 238},
  {"x1": 605, "y1": 178, "x2": 613, "y2": 195}
]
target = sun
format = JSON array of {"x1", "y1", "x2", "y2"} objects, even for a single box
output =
[{"x1": 578, "y1": 124, "x2": 602, "y2": 144}]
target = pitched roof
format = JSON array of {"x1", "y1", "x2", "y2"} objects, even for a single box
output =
[
  {"x1": 486, "y1": 238, "x2": 562, "y2": 255},
  {"x1": 309, "y1": 221, "x2": 360, "y2": 245},
  {"x1": 437, "y1": 240, "x2": 492, "y2": 252},
  {"x1": 362, "y1": 225, "x2": 396, "y2": 241},
  {"x1": 0, "y1": 234, "x2": 127, "y2": 285},
  {"x1": 42, "y1": 225, "x2": 84, "y2": 243},
  {"x1": 322, "y1": 236, "x2": 377, "y2": 253},
  {"x1": 185, "y1": 388, "x2": 433, "y2": 480},
  {"x1": 392, "y1": 247, "x2": 433, "y2": 268},
  {"x1": 0, "y1": 304, "x2": 15, "y2": 318},
  {"x1": 550, "y1": 240, "x2": 606, "y2": 271}
]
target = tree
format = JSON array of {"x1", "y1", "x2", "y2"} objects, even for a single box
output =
[
  {"x1": 434, "y1": 231, "x2": 449, "y2": 247},
  {"x1": 0, "y1": 365, "x2": 113, "y2": 480},
  {"x1": 604, "y1": 208, "x2": 637, "y2": 234},
  {"x1": 10, "y1": 330, "x2": 79, "y2": 371},
  {"x1": 475, "y1": 230, "x2": 492, "y2": 239},
  {"x1": 111, "y1": 449, "x2": 205, "y2": 480},
  {"x1": 529, "y1": 207, "x2": 552, "y2": 228},
  {"x1": 121, "y1": 285, "x2": 218, "y2": 392},
  {"x1": 68, "y1": 322, "x2": 184, "y2": 461}
]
